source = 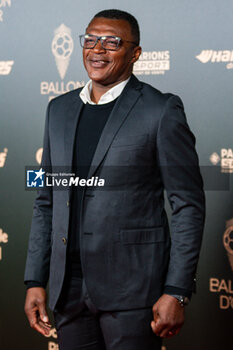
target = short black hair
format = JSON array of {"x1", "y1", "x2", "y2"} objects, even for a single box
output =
[{"x1": 93, "y1": 9, "x2": 140, "y2": 45}]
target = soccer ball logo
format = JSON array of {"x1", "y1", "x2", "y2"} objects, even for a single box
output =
[
  {"x1": 52, "y1": 33, "x2": 74, "y2": 60},
  {"x1": 223, "y1": 225, "x2": 233, "y2": 272},
  {"x1": 51, "y1": 24, "x2": 74, "y2": 80},
  {"x1": 223, "y1": 226, "x2": 233, "y2": 255}
]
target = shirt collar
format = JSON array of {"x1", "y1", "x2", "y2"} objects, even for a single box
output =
[{"x1": 79, "y1": 77, "x2": 130, "y2": 105}]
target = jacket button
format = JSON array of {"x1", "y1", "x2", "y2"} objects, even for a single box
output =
[
  {"x1": 62, "y1": 237, "x2": 67, "y2": 245},
  {"x1": 66, "y1": 200, "x2": 69, "y2": 207}
]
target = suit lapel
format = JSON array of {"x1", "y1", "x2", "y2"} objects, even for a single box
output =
[{"x1": 87, "y1": 75, "x2": 142, "y2": 179}]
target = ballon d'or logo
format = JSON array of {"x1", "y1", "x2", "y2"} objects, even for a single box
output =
[{"x1": 51, "y1": 24, "x2": 74, "y2": 80}]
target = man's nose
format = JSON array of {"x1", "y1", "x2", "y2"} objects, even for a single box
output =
[{"x1": 92, "y1": 38, "x2": 106, "y2": 53}]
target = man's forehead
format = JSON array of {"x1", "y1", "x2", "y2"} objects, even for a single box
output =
[{"x1": 86, "y1": 17, "x2": 131, "y2": 36}]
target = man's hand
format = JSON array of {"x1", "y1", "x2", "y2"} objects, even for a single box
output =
[
  {"x1": 151, "y1": 294, "x2": 185, "y2": 338},
  {"x1": 24, "y1": 287, "x2": 51, "y2": 336}
]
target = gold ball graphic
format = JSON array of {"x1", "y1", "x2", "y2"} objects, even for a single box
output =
[{"x1": 223, "y1": 226, "x2": 233, "y2": 255}]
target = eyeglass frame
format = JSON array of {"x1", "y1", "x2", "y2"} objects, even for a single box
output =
[{"x1": 79, "y1": 33, "x2": 138, "y2": 51}]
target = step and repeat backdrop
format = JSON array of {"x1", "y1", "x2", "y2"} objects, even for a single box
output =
[{"x1": 0, "y1": 0, "x2": 232, "y2": 349}]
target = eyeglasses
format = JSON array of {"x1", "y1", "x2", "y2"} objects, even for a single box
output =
[{"x1": 79, "y1": 34, "x2": 137, "y2": 51}]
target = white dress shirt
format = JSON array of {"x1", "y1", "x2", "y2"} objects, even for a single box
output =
[{"x1": 79, "y1": 77, "x2": 130, "y2": 105}]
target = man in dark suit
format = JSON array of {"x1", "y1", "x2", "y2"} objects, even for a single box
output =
[{"x1": 24, "y1": 9, "x2": 205, "y2": 350}]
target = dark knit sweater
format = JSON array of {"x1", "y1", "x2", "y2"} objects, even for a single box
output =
[{"x1": 67, "y1": 98, "x2": 117, "y2": 277}]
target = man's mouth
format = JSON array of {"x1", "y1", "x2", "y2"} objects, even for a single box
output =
[{"x1": 88, "y1": 58, "x2": 109, "y2": 68}]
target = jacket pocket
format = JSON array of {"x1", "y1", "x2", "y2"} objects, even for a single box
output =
[
  {"x1": 120, "y1": 226, "x2": 166, "y2": 244},
  {"x1": 111, "y1": 134, "x2": 148, "y2": 148}
]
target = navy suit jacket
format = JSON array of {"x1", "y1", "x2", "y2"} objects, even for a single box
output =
[{"x1": 24, "y1": 75, "x2": 205, "y2": 311}]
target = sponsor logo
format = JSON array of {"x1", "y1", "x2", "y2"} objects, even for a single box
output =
[
  {"x1": 209, "y1": 277, "x2": 233, "y2": 309},
  {"x1": 133, "y1": 51, "x2": 170, "y2": 75},
  {"x1": 0, "y1": 0, "x2": 11, "y2": 22},
  {"x1": 0, "y1": 148, "x2": 8, "y2": 167},
  {"x1": 40, "y1": 81, "x2": 85, "y2": 100},
  {"x1": 0, "y1": 61, "x2": 14, "y2": 75},
  {"x1": 0, "y1": 228, "x2": 8, "y2": 261},
  {"x1": 209, "y1": 218, "x2": 233, "y2": 310},
  {"x1": 27, "y1": 168, "x2": 45, "y2": 187},
  {"x1": 209, "y1": 148, "x2": 233, "y2": 173},
  {"x1": 36, "y1": 147, "x2": 43, "y2": 165},
  {"x1": 196, "y1": 50, "x2": 233, "y2": 69},
  {"x1": 44, "y1": 327, "x2": 59, "y2": 350},
  {"x1": 40, "y1": 23, "x2": 85, "y2": 101}
]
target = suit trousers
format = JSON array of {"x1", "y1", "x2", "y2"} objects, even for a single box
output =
[{"x1": 53, "y1": 274, "x2": 162, "y2": 350}]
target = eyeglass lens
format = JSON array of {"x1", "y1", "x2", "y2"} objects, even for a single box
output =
[{"x1": 81, "y1": 35, "x2": 120, "y2": 50}]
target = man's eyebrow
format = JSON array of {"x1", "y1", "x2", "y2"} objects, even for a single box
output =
[{"x1": 85, "y1": 27, "x2": 119, "y2": 35}]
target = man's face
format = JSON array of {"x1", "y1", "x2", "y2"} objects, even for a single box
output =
[{"x1": 83, "y1": 17, "x2": 141, "y2": 86}]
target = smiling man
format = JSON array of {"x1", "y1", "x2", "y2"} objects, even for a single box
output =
[
  {"x1": 24, "y1": 9, "x2": 205, "y2": 350},
  {"x1": 81, "y1": 16, "x2": 140, "y2": 101}
]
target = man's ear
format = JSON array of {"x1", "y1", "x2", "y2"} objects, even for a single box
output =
[{"x1": 131, "y1": 46, "x2": 142, "y2": 64}]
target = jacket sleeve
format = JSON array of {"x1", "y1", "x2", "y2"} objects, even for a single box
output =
[
  {"x1": 156, "y1": 95, "x2": 205, "y2": 293},
  {"x1": 24, "y1": 102, "x2": 53, "y2": 287}
]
